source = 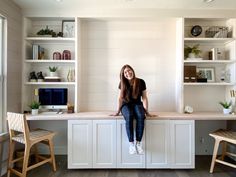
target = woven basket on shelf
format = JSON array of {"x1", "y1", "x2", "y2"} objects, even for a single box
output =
[{"x1": 205, "y1": 26, "x2": 229, "y2": 38}]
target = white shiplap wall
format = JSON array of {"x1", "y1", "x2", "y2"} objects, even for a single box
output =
[
  {"x1": 0, "y1": 0, "x2": 22, "y2": 114},
  {"x1": 80, "y1": 19, "x2": 177, "y2": 112},
  {"x1": 0, "y1": 0, "x2": 22, "y2": 174}
]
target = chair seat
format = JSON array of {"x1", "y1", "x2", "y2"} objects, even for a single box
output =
[
  {"x1": 209, "y1": 129, "x2": 236, "y2": 144},
  {"x1": 12, "y1": 129, "x2": 55, "y2": 144}
]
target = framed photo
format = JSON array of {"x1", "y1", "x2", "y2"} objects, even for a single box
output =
[
  {"x1": 62, "y1": 20, "x2": 75, "y2": 38},
  {"x1": 196, "y1": 67, "x2": 215, "y2": 82}
]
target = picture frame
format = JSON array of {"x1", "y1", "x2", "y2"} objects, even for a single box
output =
[
  {"x1": 196, "y1": 67, "x2": 215, "y2": 82},
  {"x1": 62, "y1": 20, "x2": 75, "y2": 38}
]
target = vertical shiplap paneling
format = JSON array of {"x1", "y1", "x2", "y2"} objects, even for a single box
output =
[
  {"x1": 0, "y1": 0, "x2": 22, "y2": 113},
  {"x1": 80, "y1": 19, "x2": 177, "y2": 111}
]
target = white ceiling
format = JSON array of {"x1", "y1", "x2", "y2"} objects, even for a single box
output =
[{"x1": 12, "y1": 0, "x2": 236, "y2": 11}]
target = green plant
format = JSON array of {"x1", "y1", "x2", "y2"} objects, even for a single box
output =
[
  {"x1": 49, "y1": 66, "x2": 58, "y2": 72},
  {"x1": 29, "y1": 101, "x2": 40, "y2": 109},
  {"x1": 37, "y1": 26, "x2": 54, "y2": 36},
  {"x1": 219, "y1": 101, "x2": 232, "y2": 109},
  {"x1": 184, "y1": 44, "x2": 201, "y2": 58}
]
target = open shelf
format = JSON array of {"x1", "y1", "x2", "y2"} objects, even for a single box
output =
[
  {"x1": 184, "y1": 82, "x2": 235, "y2": 86},
  {"x1": 25, "y1": 60, "x2": 76, "y2": 63},
  {"x1": 184, "y1": 38, "x2": 235, "y2": 44},
  {"x1": 25, "y1": 82, "x2": 76, "y2": 85}
]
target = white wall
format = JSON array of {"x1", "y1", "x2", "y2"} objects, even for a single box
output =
[
  {"x1": 80, "y1": 19, "x2": 177, "y2": 111},
  {"x1": 0, "y1": 0, "x2": 22, "y2": 174},
  {"x1": 0, "y1": 0, "x2": 22, "y2": 114}
]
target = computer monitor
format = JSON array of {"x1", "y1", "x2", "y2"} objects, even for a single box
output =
[{"x1": 39, "y1": 88, "x2": 68, "y2": 110}]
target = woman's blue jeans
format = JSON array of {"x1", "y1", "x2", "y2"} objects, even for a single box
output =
[{"x1": 121, "y1": 103, "x2": 146, "y2": 142}]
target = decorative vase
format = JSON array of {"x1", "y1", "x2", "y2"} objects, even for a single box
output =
[
  {"x1": 53, "y1": 52, "x2": 61, "y2": 60},
  {"x1": 67, "y1": 68, "x2": 75, "y2": 82},
  {"x1": 50, "y1": 72, "x2": 57, "y2": 77},
  {"x1": 31, "y1": 109, "x2": 38, "y2": 115},
  {"x1": 62, "y1": 50, "x2": 71, "y2": 60},
  {"x1": 223, "y1": 108, "x2": 231, "y2": 115},
  {"x1": 188, "y1": 53, "x2": 196, "y2": 58}
]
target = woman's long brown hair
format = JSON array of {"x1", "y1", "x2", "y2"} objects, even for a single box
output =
[{"x1": 120, "y1": 65, "x2": 140, "y2": 102}]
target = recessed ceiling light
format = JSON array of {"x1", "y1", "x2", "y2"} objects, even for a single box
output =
[
  {"x1": 55, "y1": 0, "x2": 63, "y2": 2},
  {"x1": 203, "y1": 0, "x2": 215, "y2": 3}
]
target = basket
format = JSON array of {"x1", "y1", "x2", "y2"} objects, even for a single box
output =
[{"x1": 205, "y1": 26, "x2": 228, "y2": 38}]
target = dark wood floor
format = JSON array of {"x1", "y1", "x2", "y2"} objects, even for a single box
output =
[{"x1": 5, "y1": 155, "x2": 236, "y2": 177}]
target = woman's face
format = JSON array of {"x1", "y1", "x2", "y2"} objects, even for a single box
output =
[{"x1": 124, "y1": 67, "x2": 134, "y2": 80}]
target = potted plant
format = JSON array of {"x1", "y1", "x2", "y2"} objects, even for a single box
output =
[
  {"x1": 184, "y1": 44, "x2": 201, "y2": 59},
  {"x1": 219, "y1": 101, "x2": 232, "y2": 114},
  {"x1": 29, "y1": 101, "x2": 40, "y2": 115},
  {"x1": 49, "y1": 66, "x2": 58, "y2": 77}
]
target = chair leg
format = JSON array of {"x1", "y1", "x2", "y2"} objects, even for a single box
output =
[
  {"x1": 33, "y1": 144, "x2": 39, "y2": 163},
  {"x1": 48, "y1": 139, "x2": 56, "y2": 171},
  {"x1": 7, "y1": 141, "x2": 15, "y2": 177},
  {"x1": 22, "y1": 145, "x2": 31, "y2": 177},
  {"x1": 210, "y1": 139, "x2": 220, "y2": 173},
  {"x1": 221, "y1": 141, "x2": 227, "y2": 161}
]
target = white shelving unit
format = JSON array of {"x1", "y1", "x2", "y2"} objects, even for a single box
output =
[
  {"x1": 22, "y1": 17, "x2": 79, "y2": 112},
  {"x1": 180, "y1": 18, "x2": 236, "y2": 113}
]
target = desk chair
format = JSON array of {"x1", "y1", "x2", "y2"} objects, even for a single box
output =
[
  {"x1": 209, "y1": 129, "x2": 236, "y2": 173},
  {"x1": 7, "y1": 112, "x2": 56, "y2": 177}
]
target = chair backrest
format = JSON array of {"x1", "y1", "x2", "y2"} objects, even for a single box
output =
[
  {"x1": 7, "y1": 112, "x2": 25, "y2": 132},
  {"x1": 7, "y1": 112, "x2": 30, "y2": 143}
]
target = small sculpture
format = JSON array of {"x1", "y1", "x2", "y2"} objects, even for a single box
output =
[
  {"x1": 29, "y1": 72, "x2": 37, "y2": 82},
  {"x1": 37, "y1": 71, "x2": 44, "y2": 82}
]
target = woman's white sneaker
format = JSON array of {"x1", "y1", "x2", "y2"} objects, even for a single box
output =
[
  {"x1": 136, "y1": 142, "x2": 144, "y2": 154},
  {"x1": 129, "y1": 143, "x2": 137, "y2": 155}
]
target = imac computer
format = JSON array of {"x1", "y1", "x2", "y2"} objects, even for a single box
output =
[{"x1": 39, "y1": 88, "x2": 68, "y2": 111}]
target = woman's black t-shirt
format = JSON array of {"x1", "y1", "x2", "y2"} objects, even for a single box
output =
[{"x1": 119, "y1": 78, "x2": 146, "y2": 105}]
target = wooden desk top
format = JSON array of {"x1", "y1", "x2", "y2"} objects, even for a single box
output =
[{"x1": 26, "y1": 111, "x2": 236, "y2": 120}]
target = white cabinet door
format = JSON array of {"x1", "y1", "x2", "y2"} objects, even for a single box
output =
[
  {"x1": 116, "y1": 120, "x2": 145, "y2": 168},
  {"x1": 68, "y1": 120, "x2": 93, "y2": 169},
  {"x1": 170, "y1": 120, "x2": 195, "y2": 168},
  {"x1": 93, "y1": 120, "x2": 117, "y2": 168},
  {"x1": 146, "y1": 120, "x2": 170, "y2": 168}
]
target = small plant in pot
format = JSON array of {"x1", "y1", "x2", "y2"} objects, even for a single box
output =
[
  {"x1": 184, "y1": 44, "x2": 201, "y2": 59},
  {"x1": 219, "y1": 101, "x2": 232, "y2": 114},
  {"x1": 49, "y1": 66, "x2": 58, "y2": 77},
  {"x1": 29, "y1": 101, "x2": 40, "y2": 115}
]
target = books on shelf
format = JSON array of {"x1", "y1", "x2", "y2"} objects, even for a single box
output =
[
  {"x1": 210, "y1": 48, "x2": 224, "y2": 60},
  {"x1": 32, "y1": 44, "x2": 45, "y2": 60}
]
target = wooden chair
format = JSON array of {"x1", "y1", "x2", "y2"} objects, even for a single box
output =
[
  {"x1": 209, "y1": 129, "x2": 236, "y2": 173},
  {"x1": 7, "y1": 112, "x2": 56, "y2": 177}
]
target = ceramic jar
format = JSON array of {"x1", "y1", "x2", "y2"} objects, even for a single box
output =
[
  {"x1": 53, "y1": 52, "x2": 61, "y2": 60},
  {"x1": 62, "y1": 50, "x2": 71, "y2": 60}
]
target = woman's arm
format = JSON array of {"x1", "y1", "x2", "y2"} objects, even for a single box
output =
[
  {"x1": 110, "y1": 90, "x2": 122, "y2": 116},
  {"x1": 142, "y1": 90, "x2": 156, "y2": 117}
]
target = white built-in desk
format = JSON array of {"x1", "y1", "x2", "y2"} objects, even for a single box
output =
[{"x1": 26, "y1": 111, "x2": 236, "y2": 169}]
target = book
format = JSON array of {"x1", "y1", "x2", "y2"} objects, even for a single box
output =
[{"x1": 32, "y1": 44, "x2": 40, "y2": 59}]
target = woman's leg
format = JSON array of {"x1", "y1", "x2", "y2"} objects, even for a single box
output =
[
  {"x1": 121, "y1": 104, "x2": 134, "y2": 142},
  {"x1": 133, "y1": 104, "x2": 146, "y2": 142}
]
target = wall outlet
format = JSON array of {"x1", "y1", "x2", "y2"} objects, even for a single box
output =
[{"x1": 200, "y1": 137, "x2": 205, "y2": 143}]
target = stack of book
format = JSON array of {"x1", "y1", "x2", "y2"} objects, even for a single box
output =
[{"x1": 44, "y1": 76, "x2": 61, "y2": 82}]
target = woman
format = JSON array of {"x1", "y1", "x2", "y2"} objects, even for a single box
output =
[{"x1": 111, "y1": 64, "x2": 155, "y2": 155}]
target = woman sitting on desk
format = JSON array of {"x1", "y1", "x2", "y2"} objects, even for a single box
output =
[{"x1": 111, "y1": 64, "x2": 155, "y2": 155}]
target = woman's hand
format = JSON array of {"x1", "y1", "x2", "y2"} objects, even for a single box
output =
[
  {"x1": 146, "y1": 112, "x2": 157, "y2": 117},
  {"x1": 110, "y1": 112, "x2": 120, "y2": 116}
]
